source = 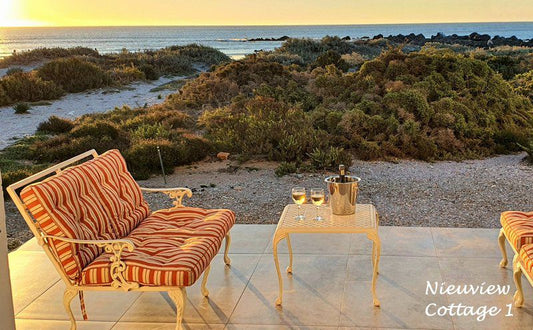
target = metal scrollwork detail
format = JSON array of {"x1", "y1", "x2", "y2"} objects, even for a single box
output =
[
  {"x1": 163, "y1": 190, "x2": 190, "y2": 208},
  {"x1": 97, "y1": 241, "x2": 139, "y2": 291}
]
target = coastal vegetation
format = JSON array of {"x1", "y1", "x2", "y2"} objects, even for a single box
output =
[
  {"x1": 1, "y1": 36, "x2": 533, "y2": 188},
  {"x1": 0, "y1": 44, "x2": 230, "y2": 106}
]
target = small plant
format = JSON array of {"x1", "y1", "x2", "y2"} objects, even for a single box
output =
[
  {"x1": 13, "y1": 102, "x2": 30, "y2": 114},
  {"x1": 308, "y1": 146, "x2": 353, "y2": 171},
  {"x1": 275, "y1": 161, "x2": 298, "y2": 177},
  {"x1": 138, "y1": 64, "x2": 160, "y2": 80},
  {"x1": 37, "y1": 116, "x2": 74, "y2": 134}
]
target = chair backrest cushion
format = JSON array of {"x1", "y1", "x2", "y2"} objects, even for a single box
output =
[{"x1": 20, "y1": 149, "x2": 150, "y2": 281}]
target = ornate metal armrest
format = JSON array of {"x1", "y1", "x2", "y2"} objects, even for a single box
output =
[
  {"x1": 42, "y1": 235, "x2": 139, "y2": 291},
  {"x1": 140, "y1": 187, "x2": 193, "y2": 208}
]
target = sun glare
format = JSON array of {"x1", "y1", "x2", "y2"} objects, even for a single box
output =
[{"x1": 0, "y1": 0, "x2": 41, "y2": 27}]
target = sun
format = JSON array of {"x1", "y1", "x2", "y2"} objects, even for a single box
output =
[{"x1": 0, "y1": 0, "x2": 41, "y2": 27}]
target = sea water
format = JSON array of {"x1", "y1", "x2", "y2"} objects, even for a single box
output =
[{"x1": 0, "y1": 22, "x2": 532, "y2": 59}]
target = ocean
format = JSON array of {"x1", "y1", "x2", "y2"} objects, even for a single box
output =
[{"x1": 0, "y1": 22, "x2": 532, "y2": 60}]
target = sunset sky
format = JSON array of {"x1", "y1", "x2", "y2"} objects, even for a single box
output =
[{"x1": 1, "y1": 0, "x2": 532, "y2": 27}]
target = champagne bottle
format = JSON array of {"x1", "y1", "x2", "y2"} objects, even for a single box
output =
[{"x1": 339, "y1": 164, "x2": 346, "y2": 183}]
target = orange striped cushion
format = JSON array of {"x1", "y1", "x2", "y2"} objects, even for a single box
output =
[
  {"x1": 20, "y1": 150, "x2": 150, "y2": 281},
  {"x1": 501, "y1": 211, "x2": 533, "y2": 251},
  {"x1": 80, "y1": 207, "x2": 235, "y2": 286},
  {"x1": 519, "y1": 244, "x2": 533, "y2": 278}
]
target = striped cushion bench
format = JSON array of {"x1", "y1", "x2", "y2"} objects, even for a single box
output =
[
  {"x1": 498, "y1": 211, "x2": 533, "y2": 268},
  {"x1": 81, "y1": 207, "x2": 234, "y2": 286},
  {"x1": 501, "y1": 211, "x2": 533, "y2": 251},
  {"x1": 9, "y1": 149, "x2": 235, "y2": 330}
]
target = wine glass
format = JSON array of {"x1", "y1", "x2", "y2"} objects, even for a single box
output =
[
  {"x1": 291, "y1": 187, "x2": 306, "y2": 220},
  {"x1": 310, "y1": 188, "x2": 325, "y2": 221}
]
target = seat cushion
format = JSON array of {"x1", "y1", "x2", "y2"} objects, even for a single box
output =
[
  {"x1": 20, "y1": 150, "x2": 150, "y2": 281},
  {"x1": 501, "y1": 211, "x2": 533, "y2": 251},
  {"x1": 80, "y1": 207, "x2": 235, "y2": 287},
  {"x1": 519, "y1": 244, "x2": 533, "y2": 278}
]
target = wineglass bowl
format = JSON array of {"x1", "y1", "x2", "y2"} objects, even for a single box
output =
[
  {"x1": 291, "y1": 187, "x2": 306, "y2": 220},
  {"x1": 310, "y1": 188, "x2": 325, "y2": 221}
]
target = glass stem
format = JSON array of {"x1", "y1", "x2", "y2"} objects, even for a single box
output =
[{"x1": 298, "y1": 204, "x2": 301, "y2": 217}]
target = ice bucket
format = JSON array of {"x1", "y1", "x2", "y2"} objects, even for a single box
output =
[{"x1": 325, "y1": 175, "x2": 361, "y2": 215}]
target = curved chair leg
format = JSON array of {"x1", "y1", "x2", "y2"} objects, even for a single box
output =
[
  {"x1": 169, "y1": 287, "x2": 187, "y2": 330},
  {"x1": 201, "y1": 265, "x2": 211, "y2": 297},
  {"x1": 63, "y1": 287, "x2": 78, "y2": 330},
  {"x1": 513, "y1": 255, "x2": 524, "y2": 307},
  {"x1": 224, "y1": 233, "x2": 231, "y2": 266},
  {"x1": 498, "y1": 228, "x2": 508, "y2": 268}
]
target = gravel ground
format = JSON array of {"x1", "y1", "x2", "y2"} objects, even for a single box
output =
[{"x1": 4, "y1": 153, "x2": 533, "y2": 250}]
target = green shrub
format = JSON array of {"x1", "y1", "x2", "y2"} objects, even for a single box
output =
[
  {"x1": 199, "y1": 96, "x2": 316, "y2": 160},
  {"x1": 13, "y1": 102, "x2": 30, "y2": 114},
  {"x1": 138, "y1": 64, "x2": 160, "y2": 80},
  {"x1": 179, "y1": 134, "x2": 212, "y2": 164},
  {"x1": 166, "y1": 44, "x2": 231, "y2": 66},
  {"x1": 308, "y1": 147, "x2": 352, "y2": 170},
  {"x1": 0, "y1": 47, "x2": 99, "y2": 67},
  {"x1": 512, "y1": 70, "x2": 533, "y2": 101},
  {"x1": 70, "y1": 121, "x2": 123, "y2": 139},
  {"x1": 132, "y1": 123, "x2": 172, "y2": 140},
  {"x1": 37, "y1": 116, "x2": 74, "y2": 134},
  {"x1": 124, "y1": 139, "x2": 180, "y2": 179},
  {"x1": 37, "y1": 58, "x2": 111, "y2": 92},
  {"x1": 314, "y1": 50, "x2": 350, "y2": 72},
  {"x1": 275, "y1": 162, "x2": 298, "y2": 176},
  {"x1": 0, "y1": 72, "x2": 64, "y2": 105},
  {"x1": 108, "y1": 66, "x2": 145, "y2": 84},
  {"x1": 153, "y1": 54, "x2": 194, "y2": 76}
]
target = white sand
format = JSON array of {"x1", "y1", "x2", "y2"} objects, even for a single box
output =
[{"x1": 0, "y1": 76, "x2": 177, "y2": 149}]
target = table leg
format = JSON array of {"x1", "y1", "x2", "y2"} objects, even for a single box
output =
[
  {"x1": 372, "y1": 241, "x2": 379, "y2": 275},
  {"x1": 273, "y1": 232, "x2": 286, "y2": 306},
  {"x1": 368, "y1": 232, "x2": 381, "y2": 307},
  {"x1": 286, "y1": 234, "x2": 293, "y2": 274}
]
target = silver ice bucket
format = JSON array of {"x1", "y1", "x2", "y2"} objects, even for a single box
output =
[{"x1": 325, "y1": 175, "x2": 361, "y2": 215}]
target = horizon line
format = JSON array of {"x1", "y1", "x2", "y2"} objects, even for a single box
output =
[{"x1": 1, "y1": 20, "x2": 533, "y2": 29}]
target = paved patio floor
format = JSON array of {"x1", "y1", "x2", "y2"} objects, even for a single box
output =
[{"x1": 8, "y1": 224, "x2": 533, "y2": 329}]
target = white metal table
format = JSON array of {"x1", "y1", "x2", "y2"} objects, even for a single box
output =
[{"x1": 272, "y1": 203, "x2": 381, "y2": 307}]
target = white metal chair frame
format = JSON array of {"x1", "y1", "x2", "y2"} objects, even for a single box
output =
[
  {"x1": 498, "y1": 225, "x2": 532, "y2": 308},
  {"x1": 7, "y1": 149, "x2": 232, "y2": 330}
]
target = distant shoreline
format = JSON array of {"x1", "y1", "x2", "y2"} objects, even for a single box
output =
[{"x1": 2, "y1": 22, "x2": 532, "y2": 59}]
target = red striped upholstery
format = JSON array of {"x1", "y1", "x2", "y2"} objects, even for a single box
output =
[
  {"x1": 519, "y1": 244, "x2": 533, "y2": 279},
  {"x1": 20, "y1": 150, "x2": 150, "y2": 281},
  {"x1": 81, "y1": 207, "x2": 235, "y2": 286},
  {"x1": 501, "y1": 211, "x2": 533, "y2": 251}
]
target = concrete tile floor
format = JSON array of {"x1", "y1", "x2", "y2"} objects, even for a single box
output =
[{"x1": 8, "y1": 224, "x2": 533, "y2": 329}]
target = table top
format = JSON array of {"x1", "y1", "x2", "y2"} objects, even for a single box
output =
[{"x1": 276, "y1": 203, "x2": 378, "y2": 234}]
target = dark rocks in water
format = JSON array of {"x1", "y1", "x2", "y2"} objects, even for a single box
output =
[
  {"x1": 469, "y1": 32, "x2": 491, "y2": 42},
  {"x1": 373, "y1": 34, "x2": 383, "y2": 40},
  {"x1": 386, "y1": 33, "x2": 426, "y2": 45},
  {"x1": 380, "y1": 32, "x2": 533, "y2": 48},
  {"x1": 341, "y1": 36, "x2": 351, "y2": 40},
  {"x1": 248, "y1": 35, "x2": 290, "y2": 42}
]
